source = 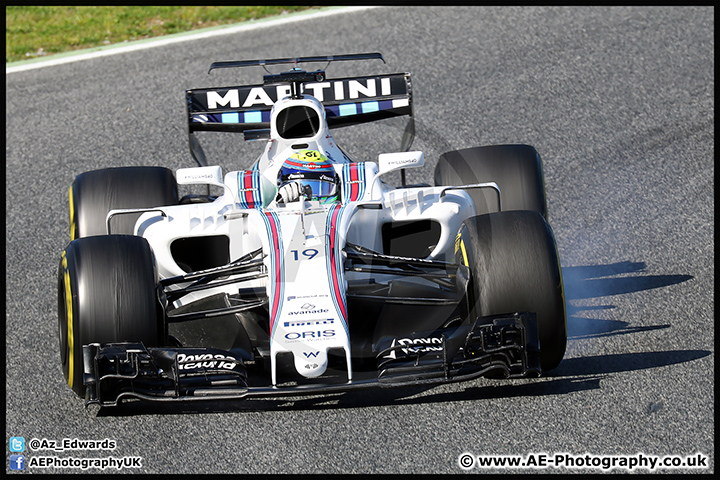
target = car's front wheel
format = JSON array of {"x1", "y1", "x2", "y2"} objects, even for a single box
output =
[
  {"x1": 58, "y1": 235, "x2": 164, "y2": 397},
  {"x1": 455, "y1": 210, "x2": 566, "y2": 372}
]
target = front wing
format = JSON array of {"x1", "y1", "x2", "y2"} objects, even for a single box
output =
[{"x1": 83, "y1": 313, "x2": 541, "y2": 407}]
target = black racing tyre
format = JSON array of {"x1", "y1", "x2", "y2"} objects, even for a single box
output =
[
  {"x1": 435, "y1": 144, "x2": 547, "y2": 219},
  {"x1": 69, "y1": 166, "x2": 179, "y2": 239},
  {"x1": 58, "y1": 235, "x2": 164, "y2": 397},
  {"x1": 455, "y1": 211, "x2": 566, "y2": 371}
]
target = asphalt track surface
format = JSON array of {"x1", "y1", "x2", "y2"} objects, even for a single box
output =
[{"x1": 6, "y1": 6, "x2": 714, "y2": 474}]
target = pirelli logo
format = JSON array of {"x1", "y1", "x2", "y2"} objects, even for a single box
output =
[{"x1": 284, "y1": 319, "x2": 335, "y2": 328}]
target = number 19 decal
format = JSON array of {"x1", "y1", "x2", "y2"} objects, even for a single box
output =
[{"x1": 290, "y1": 248, "x2": 319, "y2": 261}]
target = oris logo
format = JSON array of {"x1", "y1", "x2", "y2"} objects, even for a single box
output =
[{"x1": 284, "y1": 330, "x2": 335, "y2": 340}]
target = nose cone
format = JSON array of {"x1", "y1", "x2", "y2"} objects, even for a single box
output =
[{"x1": 293, "y1": 350, "x2": 328, "y2": 378}]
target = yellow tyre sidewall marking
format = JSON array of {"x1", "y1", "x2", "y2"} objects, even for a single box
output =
[
  {"x1": 454, "y1": 231, "x2": 469, "y2": 267},
  {"x1": 454, "y1": 230, "x2": 474, "y2": 321},
  {"x1": 69, "y1": 185, "x2": 76, "y2": 241},
  {"x1": 459, "y1": 239, "x2": 469, "y2": 268},
  {"x1": 61, "y1": 251, "x2": 75, "y2": 388}
]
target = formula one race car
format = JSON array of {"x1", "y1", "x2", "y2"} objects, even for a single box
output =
[{"x1": 57, "y1": 53, "x2": 566, "y2": 407}]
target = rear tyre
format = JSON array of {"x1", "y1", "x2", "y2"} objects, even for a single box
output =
[
  {"x1": 435, "y1": 144, "x2": 547, "y2": 218},
  {"x1": 455, "y1": 211, "x2": 566, "y2": 371},
  {"x1": 69, "y1": 166, "x2": 178, "y2": 239},
  {"x1": 58, "y1": 235, "x2": 163, "y2": 397}
]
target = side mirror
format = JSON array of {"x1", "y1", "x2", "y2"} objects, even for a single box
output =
[
  {"x1": 177, "y1": 165, "x2": 243, "y2": 205},
  {"x1": 377, "y1": 151, "x2": 424, "y2": 176}
]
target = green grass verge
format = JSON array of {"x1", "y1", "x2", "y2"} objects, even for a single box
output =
[{"x1": 6, "y1": 6, "x2": 315, "y2": 63}]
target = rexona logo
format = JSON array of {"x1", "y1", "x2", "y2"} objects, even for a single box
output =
[
  {"x1": 176, "y1": 353, "x2": 238, "y2": 371},
  {"x1": 285, "y1": 330, "x2": 335, "y2": 340},
  {"x1": 383, "y1": 337, "x2": 443, "y2": 360}
]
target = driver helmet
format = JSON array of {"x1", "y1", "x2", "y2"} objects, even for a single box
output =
[{"x1": 277, "y1": 150, "x2": 339, "y2": 203}]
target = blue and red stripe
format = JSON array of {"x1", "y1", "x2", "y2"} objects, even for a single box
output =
[
  {"x1": 325, "y1": 204, "x2": 349, "y2": 336},
  {"x1": 342, "y1": 163, "x2": 365, "y2": 203},
  {"x1": 237, "y1": 170, "x2": 261, "y2": 209},
  {"x1": 263, "y1": 212, "x2": 284, "y2": 335}
]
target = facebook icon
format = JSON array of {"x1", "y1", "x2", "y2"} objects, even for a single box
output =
[{"x1": 9, "y1": 455, "x2": 25, "y2": 471}]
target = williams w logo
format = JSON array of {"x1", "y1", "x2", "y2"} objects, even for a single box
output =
[{"x1": 303, "y1": 352, "x2": 320, "y2": 358}]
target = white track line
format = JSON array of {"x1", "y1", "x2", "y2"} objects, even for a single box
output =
[{"x1": 6, "y1": 6, "x2": 379, "y2": 74}]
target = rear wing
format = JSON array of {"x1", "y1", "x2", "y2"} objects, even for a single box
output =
[
  {"x1": 186, "y1": 72, "x2": 413, "y2": 136},
  {"x1": 185, "y1": 53, "x2": 415, "y2": 172}
]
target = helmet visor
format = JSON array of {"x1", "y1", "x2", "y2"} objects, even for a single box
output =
[{"x1": 279, "y1": 170, "x2": 338, "y2": 199}]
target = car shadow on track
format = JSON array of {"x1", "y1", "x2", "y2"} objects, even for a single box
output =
[
  {"x1": 563, "y1": 261, "x2": 693, "y2": 299},
  {"x1": 562, "y1": 261, "x2": 692, "y2": 339}
]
